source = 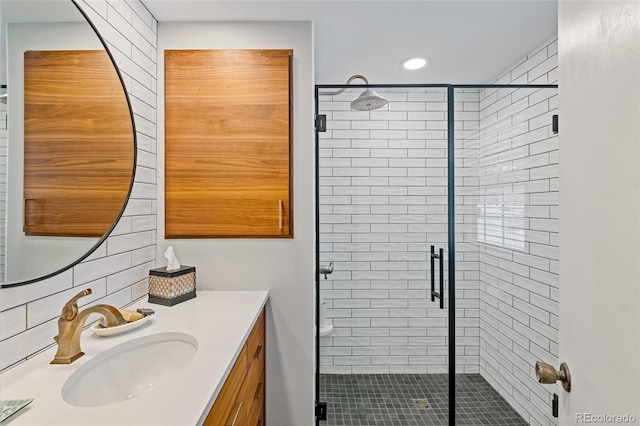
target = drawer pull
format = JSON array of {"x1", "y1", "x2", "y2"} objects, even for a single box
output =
[
  {"x1": 278, "y1": 200, "x2": 283, "y2": 230},
  {"x1": 254, "y1": 345, "x2": 263, "y2": 360},
  {"x1": 224, "y1": 401, "x2": 242, "y2": 426},
  {"x1": 254, "y1": 381, "x2": 263, "y2": 400}
]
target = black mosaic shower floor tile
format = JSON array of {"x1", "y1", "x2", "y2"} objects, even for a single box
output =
[{"x1": 319, "y1": 374, "x2": 528, "y2": 426}]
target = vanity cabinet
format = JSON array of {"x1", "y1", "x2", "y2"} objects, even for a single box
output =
[
  {"x1": 204, "y1": 308, "x2": 266, "y2": 426},
  {"x1": 165, "y1": 49, "x2": 292, "y2": 239}
]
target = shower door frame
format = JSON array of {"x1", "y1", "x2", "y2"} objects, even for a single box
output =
[{"x1": 314, "y1": 83, "x2": 558, "y2": 426}]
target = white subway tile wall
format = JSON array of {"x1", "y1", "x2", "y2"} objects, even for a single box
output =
[
  {"x1": 0, "y1": 102, "x2": 6, "y2": 281},
  {"x1": 319, "y1": 88, "x2": 481, "y2": 374},
  {"x1": 478, "y1": 38, "x2": 559, "y2": 426},
  {"x1": 0, "y1": 0, "x2": 157, "y2": 371}
]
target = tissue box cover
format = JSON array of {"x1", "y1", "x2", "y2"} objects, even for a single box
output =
[{"x1": 148, "y1": 266, "x2": 196, "y2": 306}]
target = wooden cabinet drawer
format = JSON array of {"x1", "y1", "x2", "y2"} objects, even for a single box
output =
[
  {"x1": 248, "y1": 371, "x2": 265, "y2": 426},
  {"x1": 223, "y1": 400, "x2": 245, "y2": 426},
  {"x1": 203, "y1": 346, "x2": 247, "y2": 426},
  {"x1": 246, "y1": 310, "x2": 265, "y2": 368},
  {"x1": 237, "y1": 350, "x2": 264, "y2": 425}
]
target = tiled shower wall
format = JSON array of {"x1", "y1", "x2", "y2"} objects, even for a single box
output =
[
  {"x1": 0, "y1": 102, "x2": 6, "y2": 281},
  {"x1": 477, "y1": 38, "x2": 559, "y2": 426},
  {"x1": 319, "y1": 89, "x2": 481, "y2": 374},
  {"x1": 0, "y1": 0, "x2": 157, "y2": 371}
]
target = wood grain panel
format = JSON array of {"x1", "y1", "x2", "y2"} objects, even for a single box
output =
[
  {"x1": 204, "y1": 308, "x2": 266, "y2": 426},
  {"x1": 248, "y1": 371, "x2": 265, "y2": 426},
  {"x1": 203, "y1": 346, "x2": 248, "y2": 426},
  {"x1": 165, "y1": 49, "x2": 292, "y2": 238},
  {"x1": 238, "y1": 346, "x2": 264, "y2": 426},
  {"x1": 246, "y1": 310, "x2": 265, "y2": 366},
  {"x1": 23, "y1": 50, "x2": 133, "y2": 237}
]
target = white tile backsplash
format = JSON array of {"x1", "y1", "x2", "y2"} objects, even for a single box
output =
[
  {"x1": 0, "y1": 270, "x2": 73, "y2": 312},
  {"x1": 0, "y1": 305, "x2": 26, "y2": 341},
  {"x1": 0, "y1": 317, "x2": 57, "y2": 370},
  {"x1": 106, "y1": 231, "x2": 154, "y2": 256},
  {"x1": 0, "y1": 0, "x2": 157, "y2": 372}
]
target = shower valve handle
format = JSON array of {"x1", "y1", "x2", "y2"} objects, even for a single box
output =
[{"x1": 319, "y1": 263, "x2": 333, "y2": 279}]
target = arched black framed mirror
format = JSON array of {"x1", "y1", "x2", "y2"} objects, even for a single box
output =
[{"x1": 0, "y1": 0, "x2": 136, "y2": 287}]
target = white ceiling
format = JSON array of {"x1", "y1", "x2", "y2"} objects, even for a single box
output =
[
  {"x1": 142, "y1": 0, "x2": 557, "y2": 84},
  {"x1": 0, "y1": 1, "x2": 83, "y2": 23}
]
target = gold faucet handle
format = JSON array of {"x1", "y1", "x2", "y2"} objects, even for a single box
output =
[{"x1": 60, "y1": 289, "x2": 93, "y2": 320}]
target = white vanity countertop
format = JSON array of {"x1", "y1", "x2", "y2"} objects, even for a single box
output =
[{"x1": 0, "y1": 290, "x2": 269, "y2": 425}]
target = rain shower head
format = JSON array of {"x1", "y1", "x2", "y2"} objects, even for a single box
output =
[
  {"x1": 350, "y1": 88, "x2": 388, "y2": 111},
  {"x1": 321, "y1": 74, "x2": 388, "y2": 111}
]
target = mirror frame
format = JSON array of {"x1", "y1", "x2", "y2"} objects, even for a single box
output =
[{"x1": 0, "y1": 0, "x2": 137, "y2": 288}]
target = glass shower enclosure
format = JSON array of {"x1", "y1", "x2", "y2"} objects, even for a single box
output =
[{"x1": 314, "y1": 83, "x2": 558, "y2": 426}]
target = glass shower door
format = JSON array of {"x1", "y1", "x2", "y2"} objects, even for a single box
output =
[{"x1": 455, "y1": 85, "x2": 559, "y2": 426}]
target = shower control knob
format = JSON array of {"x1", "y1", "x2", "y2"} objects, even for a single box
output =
[
  {"x1": 535, "y1": 361, "x2": 572, "y2": 392},
  {"x1": 319, "y1": 263, "x2": 333, "y2": 279}
]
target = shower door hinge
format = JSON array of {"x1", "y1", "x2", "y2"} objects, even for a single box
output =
[
  {"x1": 315, "y1": 114, "x2": 327, "y2": 132},
  {"x1": 315, "y1": 401, "x2": 328, "y2": 421},
  {"x1": 552, "y1": 114, "x2": 559, "y2": 134}
]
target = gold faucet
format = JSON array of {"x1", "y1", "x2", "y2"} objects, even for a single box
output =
[{"x1": 50, "y1": 288, "x2": 127, "y2": 364}]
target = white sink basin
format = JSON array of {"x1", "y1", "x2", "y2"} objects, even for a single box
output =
[{"x1": 62, "y1": 332, "x2": 198, "y2": 407}]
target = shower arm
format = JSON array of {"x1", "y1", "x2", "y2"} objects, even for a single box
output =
[{"x1": 320, "y1": 75, "x2": 370, "y2": 96}]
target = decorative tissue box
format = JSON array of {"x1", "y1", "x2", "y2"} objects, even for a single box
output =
[{"x1": 148, "y1": 266, "x2": 196, "y2": 306}]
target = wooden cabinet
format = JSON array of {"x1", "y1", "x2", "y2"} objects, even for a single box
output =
[
  {"x1": 165, "y1": 49, "x2": 292, "y2": 239},
  {"x1": 23, "y1": 50, "x2": 133, "y2": 237},
  {"x1": 204, "y1": 309, "x2": 266, "y2": 426}
]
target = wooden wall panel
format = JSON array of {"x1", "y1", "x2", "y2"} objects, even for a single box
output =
[
  {"x1": 165, "y1": 49, "x2": 292, "y2": 238},
  {"x1": 23, "y1": 50, "x2": 133, "y2": 237}
]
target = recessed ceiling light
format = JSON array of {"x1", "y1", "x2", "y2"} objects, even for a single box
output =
[{"x1": 401, "y1": 57, "x2": 430, "y2": 71}]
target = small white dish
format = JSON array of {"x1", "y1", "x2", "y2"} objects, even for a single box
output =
[{"x1": 90, "y1": 316, "x2": 150, "y2": 337}]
